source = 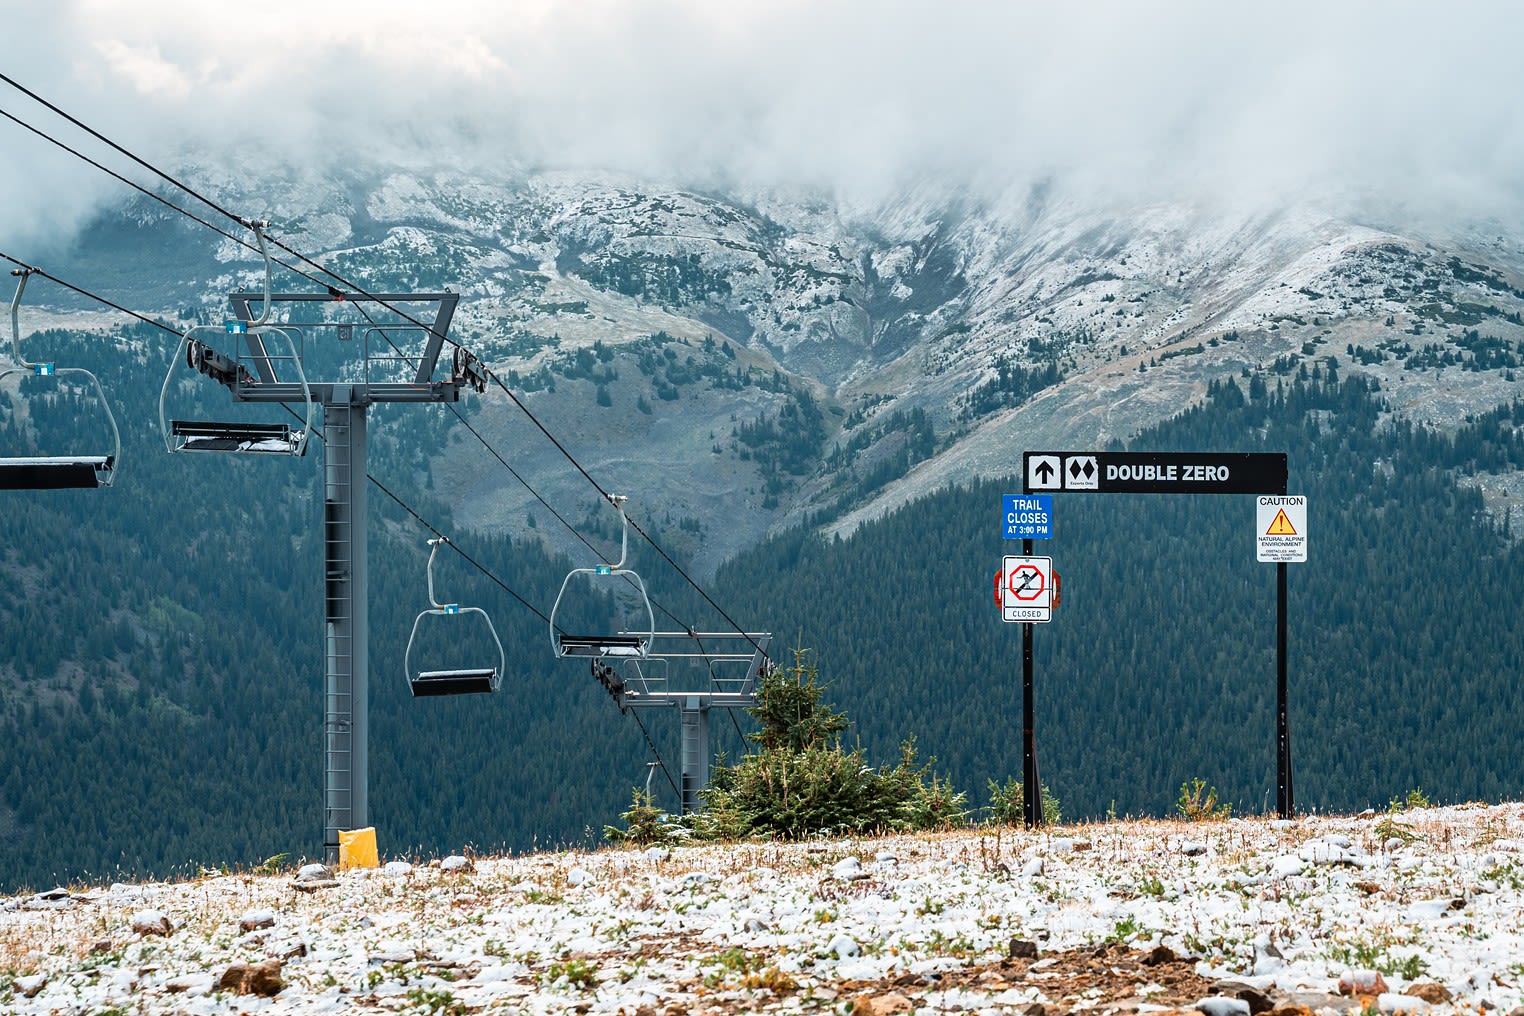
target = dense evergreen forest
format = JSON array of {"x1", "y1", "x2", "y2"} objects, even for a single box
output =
[
  {"x1": 4, "y1": 324, "x2": 1524, "y2": 893},
  {"x1": 711, "y1": 364, "x2": 1524, "y2": 823},
  {"x1": 0, "y1": 324, "x2": 713, "y2": 893}
]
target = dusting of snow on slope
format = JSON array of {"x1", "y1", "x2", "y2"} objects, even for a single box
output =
[{"x1": 3, "y1": 804, "x2": 1523, "y2": 1014}]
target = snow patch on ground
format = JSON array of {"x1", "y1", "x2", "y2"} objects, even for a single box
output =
[{"x1": 3, "y1": 803, "x2": 1521, "y2": 1014}]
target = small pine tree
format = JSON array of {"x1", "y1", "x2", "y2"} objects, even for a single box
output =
[
  {"x1": 748, "y1": 646, "x2": 848, "y2": 753},
  {"x1": 603, "y1": 788, "x2": 678, "y2": 846},
  {"x1": 692, "y1": 646, "x2": 964, "y2": 839}
]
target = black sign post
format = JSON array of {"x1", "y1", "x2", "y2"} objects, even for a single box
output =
[
  {"x1": 1021, "y1": 535, "x2": 1041, "y2": 827},
  {"x1": 1022, "y1": 451, "x2": 1294, "y2": 820}
]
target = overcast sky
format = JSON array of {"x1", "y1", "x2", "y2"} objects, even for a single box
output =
[{"x1": 4, "y1": 0, "x2": 1523, "y2": 251}]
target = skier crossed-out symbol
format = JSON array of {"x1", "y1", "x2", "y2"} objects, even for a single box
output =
[{"x1": 1008, "y1": 565, "x2": 1045, "y2": 600}]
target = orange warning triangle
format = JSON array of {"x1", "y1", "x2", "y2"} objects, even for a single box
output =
[{"x1": 1266, "y1": 509, "x2": 1297, "y2": 536}]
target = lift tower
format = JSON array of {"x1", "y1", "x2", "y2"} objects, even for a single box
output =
[{"x1": 202, "y1": 288, "x2": 478, "y2": 863}]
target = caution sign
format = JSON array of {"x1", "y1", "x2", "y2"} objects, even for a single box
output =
[{"x1": 1256, "y1": 495, "x2": 1307, "y2": 563}]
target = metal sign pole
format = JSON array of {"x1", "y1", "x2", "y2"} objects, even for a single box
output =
[
  {"x1": 1021, "y1": 536, "x2": 1042, "y2": 828},
  {"x1": 1277, "y1": 560, "x2": 1292, "y2": 817},
  {"x1": 1022, "y1": 450, "x2": 1296, "y2": 821}
]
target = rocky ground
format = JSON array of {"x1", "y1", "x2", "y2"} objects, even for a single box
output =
[{"x1": 3, "y1": 802, "x2": 1523, "y2": 1015}]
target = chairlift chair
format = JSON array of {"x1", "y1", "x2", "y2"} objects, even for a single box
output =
[
  {"x1": 0, "y1": 268, "x2": 121, "y2": 490},
  {"x1": 404, "y1": 537, "x2": 505, "y2": 697},
  {"x1": 549, "y1": 494, "x2": 656, "y2": 660},
  {"x1": 157, "y1": 222, "x2": 313, "y2": 455}
]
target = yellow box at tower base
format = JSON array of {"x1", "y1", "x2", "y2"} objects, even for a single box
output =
[{"x1": 338, "y1": 827, "x2": 379, "y2": 869}]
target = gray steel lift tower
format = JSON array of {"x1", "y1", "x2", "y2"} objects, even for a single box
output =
[{"x1": 168, "y1": 282, "x2": 480, "y2": 864}]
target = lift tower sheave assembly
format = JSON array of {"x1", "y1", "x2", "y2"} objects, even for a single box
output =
[{"x1": 221, "y1": 289, "x2": 472, "y2": 864}]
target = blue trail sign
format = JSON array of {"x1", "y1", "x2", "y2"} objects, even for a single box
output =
[{"x1": 1002, "y1": 493, "x2": 1053, "y2": 539}]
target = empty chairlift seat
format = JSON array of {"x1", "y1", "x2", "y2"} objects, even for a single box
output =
[
  {"x1": 157, "y1": 222, "x2": 313, "y2": 458},
  {"x1": 0, "y1": 454, "x2": 115, "y2": 490},
  {"x1": 0, "y1": 269, "x2": 121, "y2": 490},
  {"x1": 548, "y1": 494, "x2": 656, "y2": 662},
  {"x1": 409, "y1": 667, "x2": 499, "y2": 697},
  {"x1": 169, "y1": 420, "x2": 304, "y2": 454},
  {"x1": 405, "y1": 539, "x2": 505, "y2": 697}
]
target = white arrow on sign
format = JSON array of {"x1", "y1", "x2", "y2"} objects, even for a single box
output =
[{"x1": 1027, "y1": 455, "x2": 1061, "y2": 491}]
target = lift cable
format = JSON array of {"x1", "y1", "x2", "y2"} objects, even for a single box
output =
[
  {"x1": 345, "y1": 302, "x2": 709, "y2": 637},
  {"x1": 0, "y1": 253, "x2": 545, "y2": 623},
  {"x1": 0, "y1": 256, "x2": 687, "y2": 788},
  {"x1": 0, "y1": 104, "x2": 331, "y2": 291},
  {"x1": 628, "y1": 707, "x2": 681, "y2": 800},
  {"x1": 0, "y1": 76, "x2": 769, "y2": 660}
]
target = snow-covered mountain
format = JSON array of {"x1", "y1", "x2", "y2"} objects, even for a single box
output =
[{"x1": 52, "y1": 168, "x2": 1524, "y2": 569}]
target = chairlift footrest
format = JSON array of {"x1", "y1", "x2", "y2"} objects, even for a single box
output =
[
  {"x1": 0, "y1": 456, "x2": 113, "y2": 489},
  {"x1": 410, "y1": 669, "x2": 498, "y2": 697},
  {"x1": 557, "y1": 635, "x2": 648, "y2": 658},
  {"x1": 171, "y1": 420, "x2": 303, "y2": 454}
]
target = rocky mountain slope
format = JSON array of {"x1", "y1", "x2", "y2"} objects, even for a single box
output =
[{"x1": 46, "y1": 170, "x2": 1524, "y2": 568}]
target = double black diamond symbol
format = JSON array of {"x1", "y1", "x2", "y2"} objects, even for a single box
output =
[{"x1": 1066, "y1": 458, "x2": 1096, "y2": 483}]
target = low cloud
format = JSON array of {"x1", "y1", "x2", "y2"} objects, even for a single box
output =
[{"x1": 4, "y1": 0, "x2": 1523, "y2": 253}]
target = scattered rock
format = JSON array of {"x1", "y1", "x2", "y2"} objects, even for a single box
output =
[
  {"x1": 852, "y1": 991, "x2": 914, "y2": 1015},
  {"x1": 827, "y1": 933, "x2": 861, "y2": 958},
  {"x1": 1195, "y1": 995, "x2": 1252, "y2": 1016},
  {"x1": 1407, "y1": 982, "x2": 1454, "y2": 1005},
  {"x1": 1211, "y1": 979, "x2": 1275, "y2": 1014},
  {"x1": 1008, "y1": 937, "x2": 1040, "y2": 959},
  {"x1": 382, "y1": 860, "x2": 413, "y2": 876},
  {"x1": 1183, "y1": 842, "x2": 1208, "y2": 856},
  {"x1": 216, "y1": 958, "x2": 284, "y2": 997},
  {"x1": 1021, "y1": 856, "x2": 1045, "y2": 877},
  {"x1": 440, "y1": 854, "x2": 474, "y2": 873},
  {"x1": 370, "y1": 942, "x2": 416, "y2": 964},
  {"x1": 292, "y1": 863, "x2": 338, "y2": 891},
  {"x1": 272, "y1": 939, "x2": 309, "y2": 961},
  {"x1": 642, "y1": 846, "x2": 670, "y2": 862},
  {"x1": 15, "y1": 973, "x2": 47, "y2": 998},
  {"x1": 239, "y1": 907, "x2": 277, "y2": 932},
  {"x1": 1143, "y1": 943, "x2": 1178, "y2": 965},
  {"x1": 833, "y1": 855, "x2": 865, "y2": 880},
  {"x1": 1267, "y1": 855, "x2": 1305, "y2": 880},
  {"x1": 566, "y1": 866, "x2": 592, "y2": 886},
  {"x1": 1376, "y1": 993, "x2": 1430, "y2": 1013},
  {"x1": 130, "y1": 909, "x2": 172, "y2": 936},
  {"x1": 1338, "y1": 969, "x2": 1389, "y2": 997}
]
